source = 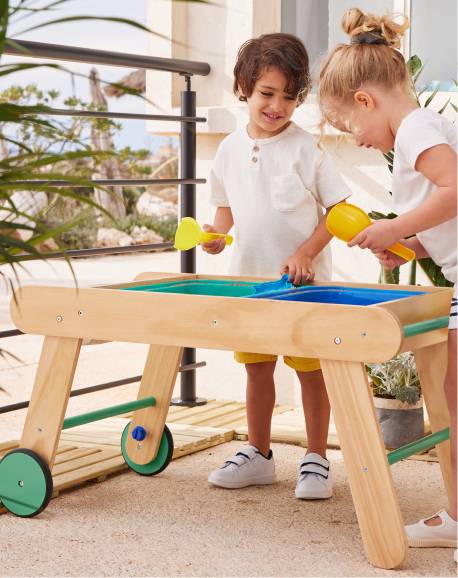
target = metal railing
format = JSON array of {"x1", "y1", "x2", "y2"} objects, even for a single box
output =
[{"x1": 1, "y1": 38, "x2": 211, "y2": 409}]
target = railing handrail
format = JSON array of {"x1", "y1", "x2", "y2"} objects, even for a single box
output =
[
  {"x1": 4, "y1": 38, "x2": 211, "y2": 76},
  {"x1": 1, "y1": 38, "x2": 208, "y2": 406},
  {"x1": 22, "y1": 107, "x2": 207, "y2": 123}
]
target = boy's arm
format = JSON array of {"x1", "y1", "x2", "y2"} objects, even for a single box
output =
[
  {"x1": 282, "y1": 205, "x2": 335, "y2": 285},
  {"x1": 208, "y1": 206, "x2": 234, "y2": 234},
  {"x1": 202, "y1": 207, "x2": 234, "y2": 255},
  {"x1": 294, "y1": 208, "x2": 334, "y2": 259}
]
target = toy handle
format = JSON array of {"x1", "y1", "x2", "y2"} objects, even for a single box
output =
[
  {"x1": 388, "y1": 242, "x2": 416, "y2": 262},
  {"x1": 201, "y1": 232, "x2": 233, "y2": 246}
]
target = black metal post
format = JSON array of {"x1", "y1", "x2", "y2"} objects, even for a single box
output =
[{"x1": 172, "y1": 75, "x2": 206, "y2": 407}]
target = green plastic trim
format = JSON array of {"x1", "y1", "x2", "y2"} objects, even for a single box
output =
[
  {"x1": 121, "y1": 423, "x2": 173, "y2": 475},
  {"x1": 403, "y1": 316, "x2": 449, "y2": 337},
  {"x1": 387, "y1": 427, "x2": 450, "y2": 465},
  {"x1": 0, "y1": 449, "x2": 53, "y2": 517},
  {"x1": 62, "y1": 396, "x2": 156, "y2": 430}
]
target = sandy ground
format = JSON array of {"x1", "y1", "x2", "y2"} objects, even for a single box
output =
[{"x1": 0, "y1": 441, "x2": 456, "y2": 577}]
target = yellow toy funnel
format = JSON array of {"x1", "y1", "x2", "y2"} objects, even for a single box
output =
[
  {"x1": 326, "y1": 203, "x2": 416, "y2": 262},
  {"x1": 174, "y1": 217, "x2": 233, "y2": 251}
]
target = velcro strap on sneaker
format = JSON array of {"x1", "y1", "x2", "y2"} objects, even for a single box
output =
[
  {"x1": 300, "y1": 460, "x2": 329, "y2": 478},
  {"x1": 223, "y1": 449, "x2": 257, "y2": 468}
]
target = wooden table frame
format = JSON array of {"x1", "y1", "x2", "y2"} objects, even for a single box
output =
[{"x1": 10, "y1": 272, "x2": 453, "y2": 569}]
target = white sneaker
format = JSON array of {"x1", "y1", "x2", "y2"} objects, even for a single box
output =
[
  {"x1": 208, "y1": 445, "x2": 276, "y2": 489},
  {"x1": 295, "y1": 452, "x2": 333, "y2": 500},
  {"x1": 405, "y1": 509, "x2": 458, "y2": 548}
]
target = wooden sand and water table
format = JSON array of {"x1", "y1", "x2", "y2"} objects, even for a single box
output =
[{"x1": 0, "y1": 270, "x2": 453, "y2": 570}]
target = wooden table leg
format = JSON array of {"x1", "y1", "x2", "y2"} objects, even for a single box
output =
[
  {"x1": 124, "y1": 344, "x2": 183, "y2": 465},
  {"x1": 414, "y1": 342, "x2": 452, "y2": 504},
  {"x1": 20, "y1": 336, "x2": 82, "y2": 469},
  {"x1": 320, "y1": 359, "x2": 407, "y2": 569}
]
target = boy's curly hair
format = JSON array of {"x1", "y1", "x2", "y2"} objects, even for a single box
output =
[{"x1": 233, "y1": 33, "x2": 311, "y2": 105}]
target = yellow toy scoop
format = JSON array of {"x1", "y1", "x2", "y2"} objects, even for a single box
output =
[
  {"x1": 174, "y1": 217, "x2": 233, "y2": 251},
  {"x1": 326, "y1": 203, "x2": 416, "y2": 262}
]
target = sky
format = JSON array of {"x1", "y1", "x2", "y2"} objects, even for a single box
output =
[{"x1": 2, "y1": 0, "x2": 174, "y2": 152}]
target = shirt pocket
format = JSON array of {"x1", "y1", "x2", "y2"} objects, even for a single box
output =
[{"x1": 271, "y1": 174, "x2": 315, "y2": 212}]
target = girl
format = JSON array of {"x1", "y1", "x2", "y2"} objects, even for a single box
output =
[{"x1": 318, "y1": 7, "x2": 457, "y2": 553}]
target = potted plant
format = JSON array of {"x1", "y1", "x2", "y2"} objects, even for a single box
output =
[{"x1": 366, "y1": 352, "x2": 423, "y2": 449}]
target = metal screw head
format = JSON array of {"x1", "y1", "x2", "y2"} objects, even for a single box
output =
[
  {"x1": 334, "y1": 337, "x2": 342, "y2": 345},
  {"x1": 361, "y1": 332, "x2": 367, "y2": 337},
  {"x1": 18, "y1": 480, "x2": 24, "y2": 487},
  {"x1": 362, "y1": 466, "x2": 368, "y2": 473},
  {"x1": 56, "y1": 315, "x2": 63, "y2": 323},
  {"x1": 77, "y1": 310, "x2": 84, "y2": 316},
  {"x1": 212, "y1": 320, "x2": 218, "y2": 326}
]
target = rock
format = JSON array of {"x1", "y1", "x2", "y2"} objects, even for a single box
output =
[
  {"x1": 153, "y1": 187, "x2": 178, "y2": 204},
  {"x1": 136, "y1": 192, "x2": 177, "y2": 219},
  {"x1": 38, "y1": 238, "x2": 59, "y2": 252},
  {"x1": 0, "y1": 190, "x2": 48, "y2": 240},
  {"x1": 130, "y1": 226, "x2": 163, "y2": 245},
  {"x1": 96, "y1": 228, "x2": 132, "y2": 247}
]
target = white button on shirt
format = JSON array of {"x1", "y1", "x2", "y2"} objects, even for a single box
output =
[{"x1": 209, "y1": 122, "x2": 350, "y2": 279}]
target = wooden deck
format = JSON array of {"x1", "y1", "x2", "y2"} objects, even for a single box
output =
[{"x1": 0, "y1": 399, "x2": 437, "y2": 514}]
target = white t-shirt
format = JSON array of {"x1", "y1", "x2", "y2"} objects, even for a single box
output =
[
  {"x1": 393, "y1": 108, "x2": 457, "y2": 284},
  {"x1": 209, "y1": 122, "x2": 349, "y2": 278}
]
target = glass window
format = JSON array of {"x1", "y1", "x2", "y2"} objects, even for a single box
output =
[
  {"x1": 281, "y1": 0, "x2": 394, "y2": 80},
  {"x1": 410, "y1": 0, "x2": 457, "y2": 89}
]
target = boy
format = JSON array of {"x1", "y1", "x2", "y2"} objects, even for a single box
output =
[{"x1": 204, "y1": 33, "x2": 350, "y2": 498}]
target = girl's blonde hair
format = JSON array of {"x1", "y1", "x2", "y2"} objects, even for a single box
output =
[{"x1": 318, "y1": 7, "x2": 411, "y2": 107}]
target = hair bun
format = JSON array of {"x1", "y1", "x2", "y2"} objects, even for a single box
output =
[{"x1": 342, "y1": 7, "x2": 409, "y2": 49}]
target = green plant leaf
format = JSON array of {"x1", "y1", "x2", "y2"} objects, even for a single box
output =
[
  {"x1": 407, "y1": 55, "x2": 422, "y2": 79},
  {"x1": 15, "y1": 14, "x2": 152, "y2": 35},
  {"x1": 424, "y1": 85, "x2": 440, "y2": 108}
]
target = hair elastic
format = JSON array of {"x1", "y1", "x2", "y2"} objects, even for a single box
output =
[{"x1": 351, "y1": 33, "x2": 388, "y2": 45}]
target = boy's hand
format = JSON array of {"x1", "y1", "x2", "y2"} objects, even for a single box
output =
[
  {"x1": 348, "y1": 219, "x2": 400, "y2": 253},
  {"x1": 201, "y1": 224, "x2": 227, "y2": 254},
  {"x1": 374, "y1": 250, "x2": 407, "y2": 270},
  {"x1": 282, "y1": 251, "x2": 315, "y2": 286}
]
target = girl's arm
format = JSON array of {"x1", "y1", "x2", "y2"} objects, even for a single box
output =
[
  {"x1": 376, "y1": 236, "x2": 429, "y2": 269},
  {"x1": 350, "y1": 144, "x2": 457, "y2": 252},
  {"x1": 393, "y1": 144, "x2": 457, "y2": 237}
]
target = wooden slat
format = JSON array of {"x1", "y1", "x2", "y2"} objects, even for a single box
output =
[
  {"x1": 53, "y1": 447, "x2": 99, "y2": 465},
  {"x1": 53, "y1": 449, "x2": 120, "y2": 477}
]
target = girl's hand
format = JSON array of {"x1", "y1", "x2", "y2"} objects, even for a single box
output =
[
  {"x1": 201, "y1": 224, "x2": 227, "y2": 254},
  {"x1": 348, "y1": 219, "x2": 400, "y2": 253},
  {"x1": 374, "y1": 250, "x2": 407, "y2": 270},
  {"x1": 281, "y1": 251, "x2": 315, "y2": 286}
]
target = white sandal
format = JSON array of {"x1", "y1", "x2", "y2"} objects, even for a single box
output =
[{"x1": 405, "y1": 509, "x2": 458, "y2": 548}]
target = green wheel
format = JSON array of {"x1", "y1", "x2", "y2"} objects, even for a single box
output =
[
  {"x1": 121, "y1": 423, "x2": 174, "y2": 476},
  {"x1": 0, "y1": 449, "x2": 53, "y2": 517}
]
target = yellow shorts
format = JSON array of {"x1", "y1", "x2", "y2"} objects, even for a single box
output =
[{"x1": 234, "y1": 351, "x2": 321, "y2": 373}]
